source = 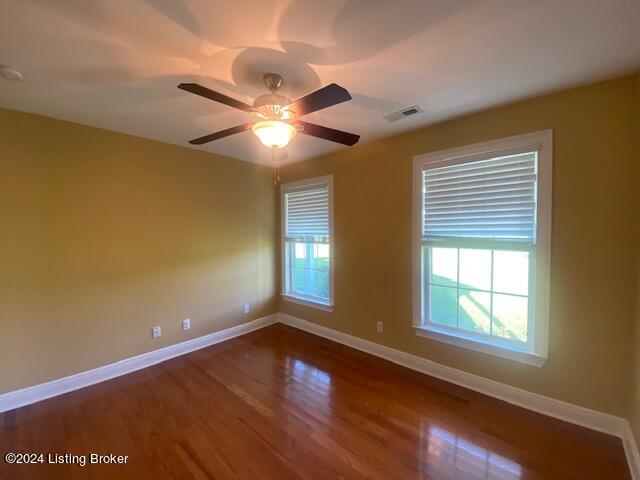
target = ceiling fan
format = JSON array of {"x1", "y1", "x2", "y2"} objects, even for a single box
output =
[{"x1": 177, "y1": 73, "x2": 360, "y2": 149}]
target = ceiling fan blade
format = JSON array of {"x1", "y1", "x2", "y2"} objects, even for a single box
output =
[
  {"x1": 287, "y1": 84, "x2": 352, "y2": 117},
  {"x1": 188, "y1": 123, "x2": 252, "y2": 145},
  {"x1": 296, "y1": 121, "x2": 360, "y2": 146},
  {"x1": 178, "y1": 83, "x2": 254, "y2": 112}
]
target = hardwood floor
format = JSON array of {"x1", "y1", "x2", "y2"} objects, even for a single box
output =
[{"x1": 0, "y1": 324, "x2": 630, "y2": 479}]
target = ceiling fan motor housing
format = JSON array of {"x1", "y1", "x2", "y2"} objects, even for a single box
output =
[
  {"x1": 253, "y1": 93, "x2": 294, "y2": 121},
  {"x1": 253, "y1": 92, "x2": 290, "y2": 109},
  {"x1": 263, "y1": 73, "x2": 283, "y2": 92},
  {"x1": 253, "y1": 73, "x2": 295, "y2": 121}
]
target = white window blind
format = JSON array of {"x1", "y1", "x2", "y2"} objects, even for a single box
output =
[
  {"x1": 282, "y1": 176, "x2": 334, "y2": 309},
  {"x1": 285, "y1": 185, "x2": 330, "y2": 241},
  {"x1": 423, "y1": 152, "x2": 537, "y2": 242}
]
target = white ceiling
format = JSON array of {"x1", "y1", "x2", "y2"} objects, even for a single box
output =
[{"x1": 1, "y1": 0, "x2": 639, "y2": 165}]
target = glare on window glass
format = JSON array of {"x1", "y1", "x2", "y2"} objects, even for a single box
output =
[
  {"x1": 493, "y1": 251, "x2": 529, "y2": 296},
  {"x1": 459, "y1": 249, "x2": 491, "y2": 291},
  {"x1": 315, "y1": 244, "x2": 330, "y2": 271},
  {"x1": 317, "y1": 243, "x2": 329, "y2": 257},
  {"x1": 430, "y1": 248, "x2": 457, "y2": 286},
  {"x1": 294, "y1": 243, "x2": 306, "y2": 259}
]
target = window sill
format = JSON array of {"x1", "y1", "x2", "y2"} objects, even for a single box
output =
[
  {"x1": 413, "y1": 325, "x2": 546, "y2": 367},
  {"x1": 282, "y1": 294, "x2": 333, "y2": 312}
]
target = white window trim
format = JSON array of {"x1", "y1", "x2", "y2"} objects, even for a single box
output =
[
  {"x1": 412, "y1": 130, "x2": 552, "y2": 367},
  {"x1": 281, "y1": 175, "x2": 335, "y2": 311}
]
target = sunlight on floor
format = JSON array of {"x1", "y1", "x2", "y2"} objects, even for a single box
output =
[{"x1": 421, "y1": 425, "x2": 522, "y2": 480}]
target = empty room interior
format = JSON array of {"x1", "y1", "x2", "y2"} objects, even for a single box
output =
[{"x1": 2, "y1": 1, "x2": 640, "y2": 479}]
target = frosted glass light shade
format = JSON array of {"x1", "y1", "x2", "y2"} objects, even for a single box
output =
[{"x1": 252, "y1": 120, "x2": 296, "y2": 148}]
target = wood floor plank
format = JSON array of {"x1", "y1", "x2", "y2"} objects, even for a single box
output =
[{"x1": 0, "y1": 323, "x2": 630, "y2": 479}]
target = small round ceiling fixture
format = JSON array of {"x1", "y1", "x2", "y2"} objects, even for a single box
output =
[{"x1": 0, "y1": 65, "x2": 24, "y2": 81}]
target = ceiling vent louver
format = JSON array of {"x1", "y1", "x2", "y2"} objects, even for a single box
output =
[{"x1": 383, "y1": 105, "x2": 423, "y2": 122}]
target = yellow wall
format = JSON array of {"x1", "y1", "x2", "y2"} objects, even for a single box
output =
[
  {"x1": 2, "y1": 74, "x2": 639, "y2": 424},
  {"x1": 0, "y1": 108, "x2": 277, "y2": 394},
  {"x1": 279, "y1": 74, "x2": 639, "y2": 417}
]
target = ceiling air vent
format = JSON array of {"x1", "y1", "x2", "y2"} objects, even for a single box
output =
[{"x1": 383, "y1": 105, "x2": 423, "y2": 122}]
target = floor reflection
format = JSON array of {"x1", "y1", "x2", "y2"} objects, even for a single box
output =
[
  {"x1": 283, "y1": 357, "x2": 332, "y2": 405},
  {"x1": 421, "y1": 426, "x2": 522, "y2": 480}
]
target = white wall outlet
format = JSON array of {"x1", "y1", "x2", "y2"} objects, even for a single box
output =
[
  {"x1": 152, "y1": 326, "x2": 161, "y2": 338},
  {"x1": 182, "y1": 319, "x2": 191, "y2": 331},
  {"x1": 376, "y1": 321, "x2": 383, "y2": 333},
  {"x1": 243, "y1": 303, "x2": 250, "y2": 314}
]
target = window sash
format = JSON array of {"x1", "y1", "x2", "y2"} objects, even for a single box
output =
[
  {"x1": 284, "y1": 240, "x2": 331, "y2": 304},
  {"x1": 421, "y1": 241, "x2": 536, "y2": 352}
]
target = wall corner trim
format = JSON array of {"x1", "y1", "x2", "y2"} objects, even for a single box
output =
[
  {"x1": 277, "y1": 313, "x2": 640, "y2": 479},
  {"x1": 0, "y1": 314, "x2": 279, "y2": 414}
]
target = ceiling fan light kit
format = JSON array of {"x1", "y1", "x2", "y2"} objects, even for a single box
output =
[
  {"x1": 252, "y1": 120, "x2": 296, "y2": 148},
  {"x1": 178, "y1": 73, "x2": 360, "y2": 150}
]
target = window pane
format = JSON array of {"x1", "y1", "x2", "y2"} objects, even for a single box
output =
[
  {"x1": 316, "y1": 269, "x2": 330, "y2": 299},
  {"x1": 458, "y1": 289, "x2": 490, "y2": 334},
  {"x1": 291, "y1": 242, "x2": 306, "y2": 295},
  {"x1": 459, "y1": 249, "x2": 491, "y2": 291},
  {"x1": 492, "y1": 293, "x2": 528, "y2": 342},
  {"x1": 429, "y1": 285, "x2": 457, "y2": 327},
  {"x1": 291, "y1": 269, "x2": 305, "y2": 295},
  {"x1": 287, "y1": 241, "x2": 330, "y2": 301},
  {"x1": 314, "y1": 243, "x2": 330, "y2": 271},
  {"x1": 292, "y1": 266, "x2": 305, "y2": 294},
  {"x1": 493, "y1": 250, "x2": 529, "y2": 296},
  {"x1": 430, "y1": 248, "x2": 457, "y2": 287},
  {"x1": 426, "y1": 246, "x2": 530, "y2": 344}
]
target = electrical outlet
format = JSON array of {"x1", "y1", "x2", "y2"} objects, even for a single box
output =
[
  {"x1": 376, "y1": 321, "x2": 383, "y2": 333},
  {"x1": 243, "y1": 303, "x2": 250, "y2": 314},
  {"x1": 182, "y1": 319, "x2": 191, "y2": 331},
  {"x1": 152, "y1": 326, "x2": 161, "y2": 338}
]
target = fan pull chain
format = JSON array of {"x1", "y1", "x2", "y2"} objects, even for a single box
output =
[{"x1": 272, "y1": 146, "x2": 280, "y2": 185}]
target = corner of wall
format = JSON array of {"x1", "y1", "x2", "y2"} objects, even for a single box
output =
[{"x1": 627, "y1": 70, "x2": 640, "y2": 452}]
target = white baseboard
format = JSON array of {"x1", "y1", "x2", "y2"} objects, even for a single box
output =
[
  {"x1": 0, "y1": 314, "x2": 279, "y2": 414},
  {"x1": 278, "y1": 313, "x2": 640, "y2": 479},
  {"x1": 622, "y1": 422, "x2": 640, "y2": 479},
  {"x1": 1, "y1": 311, "x2": 638, "y2": 478}
]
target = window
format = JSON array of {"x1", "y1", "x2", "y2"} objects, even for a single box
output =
[
  {"x1": 412, "y1": 131, "x2": 552, "y2": 366},
  {"x1": 281, "y1": 175, "x2": 334, "y2": 310}
]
